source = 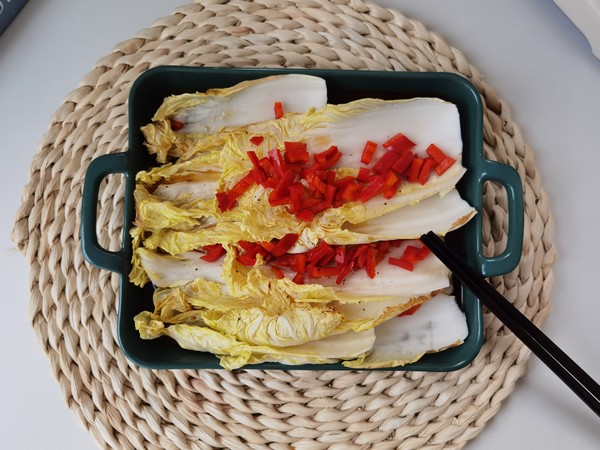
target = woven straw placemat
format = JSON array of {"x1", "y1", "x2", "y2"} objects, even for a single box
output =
[{"x1": 13, "y1": 1, "x2": 556, "y2": 448}]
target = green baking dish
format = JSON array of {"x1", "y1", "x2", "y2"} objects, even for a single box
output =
[{"x1": 81, "y1": 67, "x2": 523, "y2": 371}]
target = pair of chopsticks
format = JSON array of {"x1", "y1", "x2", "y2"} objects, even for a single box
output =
[{"x1": 420, "y1": 231, "x2": 600, "y2": 418}]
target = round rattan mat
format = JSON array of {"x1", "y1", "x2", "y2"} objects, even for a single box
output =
[{"x1": 13, "y1": 1, "x2": 556, "y2": 448}]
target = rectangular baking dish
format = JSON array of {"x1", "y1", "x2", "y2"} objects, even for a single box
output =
[{"x1": 81, "y1": 67, "x2": 523, "y2": 371}]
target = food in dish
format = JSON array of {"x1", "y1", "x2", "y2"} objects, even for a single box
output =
[{"x1": 130, "y1": 74, "x2": 476, "y2": 370}]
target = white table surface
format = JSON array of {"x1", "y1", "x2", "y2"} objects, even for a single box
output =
[{"x1": 1, "y1": 1, "x2": 599, "y2": 449}]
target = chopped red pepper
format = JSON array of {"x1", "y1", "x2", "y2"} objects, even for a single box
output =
[
  {"x1": 382, "y1": 179, "x2": 400, "y2": 199},
  {"x1": 313, "y1": 146, "x2": 342, "y2": 170},
  {"x1": 247, "y1": 151, "x2": 267, "y2": 183},
  {"x1": 228, "y1": 172, "x2": 255, "y2": 202},
  {"x1": 216, "y1": 192, "x2": 235, "y2": 212},
  {"x1": 250, "y1": 136, "x2": 264, "y2": 145},
  {"x1": 274, "y1": 101, "x2": 284, "y2": 119},
  {"x1": 383, "y1": 133, "x2": 416, "y2": 154},
  {"x1": 295, "y1": 209, "x2": 315, "y2": 222},
  {"x1": 335, "y1": 260, "x2": 355, "y2": 285},
  {"x1": 284, "y1": 142, "x2": 310, "y2": 164},
  {"x1": 339, "y1": 180, "x2": 361, "y2": 202},
  {"x1": 271, "y1": 266, "x2": 285, "y2": 279},
  {"x1": 360, "y1": 140, "x2": 378, "y2": 165},
  {"x1": 268, "y1": 170, "x2": 296, "y2": 206},
  {"x1": 398, "y1": 304, "x2": 422, "y2": 316},
  {"x1": 200, "y1": 244, "x2": 226, "y2": 262},
  {"x1": 170, "y1": 119, "x2": 185, "y2": 131},
  {"x1": 388, "y1": 257, "x2": 414, "y2": 271},
  {"x1": 391, "y1": 151, "x2": 416, "y2": 175},
  {"x1": 408, "y1": 158, "x2": 424, "y2": 183},
  {"x1": 268, "y1": 148, "x2": 287, "y2": 177},
  {"x1": 259, "y1": 241, "x2": 276, "y2": 252},
  {"x1": 354, "y1": 244, "x2": 369, "y2": 269},
  {"x1": 418, "y1": 157, "x2": 436, "y2": 185},
  {"x1": 284, "y1": 141, "x2": 307, "y2": 153},
  {"x1": 434, "y1": 156, "x2": 456, "y2": 175},
  {"x1": 307, "y1": 241, "x2": 336, "y2": 266},
  {"x1": 309, "y1": 266, "x2": 340, "y2": 278},
  {"x1": 288, "y1": 182, "x2": 305, "y2": 213},
  {"x1": 270, "y1": 233, "x2": 300, "y2": 257},
  {"x1": 365, "y1": 246, "x2": 378, "y2": 279},
  {"x1": 292, "y1": 272, "x2": 305, "y2": 284},
  {"x1": 372, "y1": 150, "x2": 401, "y2": 174},
  {"x1": 358, "y1": 176, "x2": 385, "y2": 203},
  {"x1": 357, "y1": 167, "x2": 371, "y2": 183},
  {"x1": 258, "y1": 156, "x2": 277, "y2": 178},
  {"x1": 324, "y1": 184, "x2": 337, "y2": 206},
  {"x1": 425, "y1": 144, "x2": 447, "y2": 164},
  {"x1": 426, "y1": 144, "x2": 456, "y2": 175},
  {"x1": 293, "y1": 253, "x2": 306, "y2": 273}
]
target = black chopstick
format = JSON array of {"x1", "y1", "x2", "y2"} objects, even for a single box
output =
[{"x1": 420, "y1": 231, "x2": 600, "y2": 418}]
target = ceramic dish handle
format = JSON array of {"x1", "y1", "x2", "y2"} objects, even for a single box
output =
[
  {"x1": 81, "y1": 153, "x2": 131, "y2": 273},
  {"x1": 475, "y1": 159, "x2": 524, "y2": 277}
]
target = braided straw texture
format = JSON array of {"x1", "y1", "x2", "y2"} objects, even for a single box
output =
[{"x1": 12, "y1": 1, "x2": 556, "y2": 448}]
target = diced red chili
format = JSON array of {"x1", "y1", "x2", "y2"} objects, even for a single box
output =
[
  {"x1": 313, "y1": 146, "x2": 342, "y2": 170},
  {"x1": 372, "y1": 150, "x2": 401, "y2": 174},
  {"x1": 237, "y1": 253, "x2": 258, "y2": 266},
  {"x1": 271, "y1": 266, "x2": 285, "y2": 279},
  {"x1": 339, "y1": 180, "x2": 361, "y2": 202},
  {"x1": 292, "y1": 272, "x2": 305, "y2": 284},
  {"x1": 391, "y1": 151, "x2": 416, "y2": 175},
  {"x1": 250, "y1": 136, "x2": 264, "y2": 145},
  {"x1": 307, "y1": 241, "x2": 335, "y2": 266},
  {"x1": 335, "y1": 260, "x2": 355, "y2": 285},
  {"x1": 295, "y1": 209, "x2": 314, "y2": 222},
  {"x1": 388, "y1": 257, "x2": 414, "y2": 271},
  {"x1": 228, "y1": 172, "x2": 255, "y2": 201},
  {"x1": 270, "y1": 233, "x2": 300, "y2": 257},
  {"x1": 354, "y1": 245, "x2": 369, "y2": 269},
  {"x1": 357, "y1": 167, "x2": 371, "y2": 183},
  {"x1": 314, "y1": 145, "x2": 338, "y2": 163},
  {"x1": 333, "y1": 176, "x2": 355, "y2": 189},
  {"x1": 383, "y1": 133, "x2": 415, "y2": 154},
  {"x1": 284, "y1": 141, "x2": 307, "y2": 152},
  {"x1": 268, "y1": 170, "x2": 296, "y2": 206},
  {"x1": 425, "y1": 144, "x2": 447, "y2": 164},
  {"x1": 274, "y1": 101, "x2": 284, "y2": 119},
  {"x1": 259, "y1": 241, "x2": 276, "y2": 252},
  {"x1": 170, "y1": 119, "x2": 185, "y2": 131},
  {"x1": 247, "y1": 151, "x2": 267, "y2": 183},
  {"x1": 375, "y1": 241, "x2": 390, "y2": 263},
  {"x1": 288, "y1": 182, "x2": 305, "y2": 213},
  {"x1": 358, "y1": 176, "x2": 385, "y2": 203},
  {"x1": 216, "y1": 192, "x2": 235, "y2": 212},
  {"x1": 284, "y1": 142, "x2": 309, "y2": 164},
  {"x1": 365, "y1": 246, "x2": 378, "y2": 279},
  {"x1": 309, "y1": 266, "x2": 340, "y2": 278},
  {"x1": 418, "y1": 157, "x2": 436, "y2": 185},
  {"x1": 401, "y1": 245, "x2": 423, "y2": 262},
  {"x1": 361, "y1": 140, "x2": 378, "y2": 165},
  {"x1": 324, "y1": 184, "x2": 337, "y2": 206},
  {"x1": 258, "y1": 156, "x2": 276, "y2": 178},
  {"x1": 398, "y1": 304, "x2": 422, "y2": 316},
  {"x1": 268, "y1": 148, "x2": 287, "y2": 177},
  {"x1": 200, "y1": 244, "x2": 226, "y2": 262},
  {"x1": 308, "y1": 173, "x2": 327, "y2": 194},
  {"x1": 434, "y1": 156, "x2": 456, "y2": 175},
  {"x1": 408, "y1": 158, "x2": 424, "y2": 183},
  {"x1": 382, "y1": 179, "x2": 400, "y2": 199},
  {"x1": 294, "y1": 253, "x2": 306, "y2": 274}
]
